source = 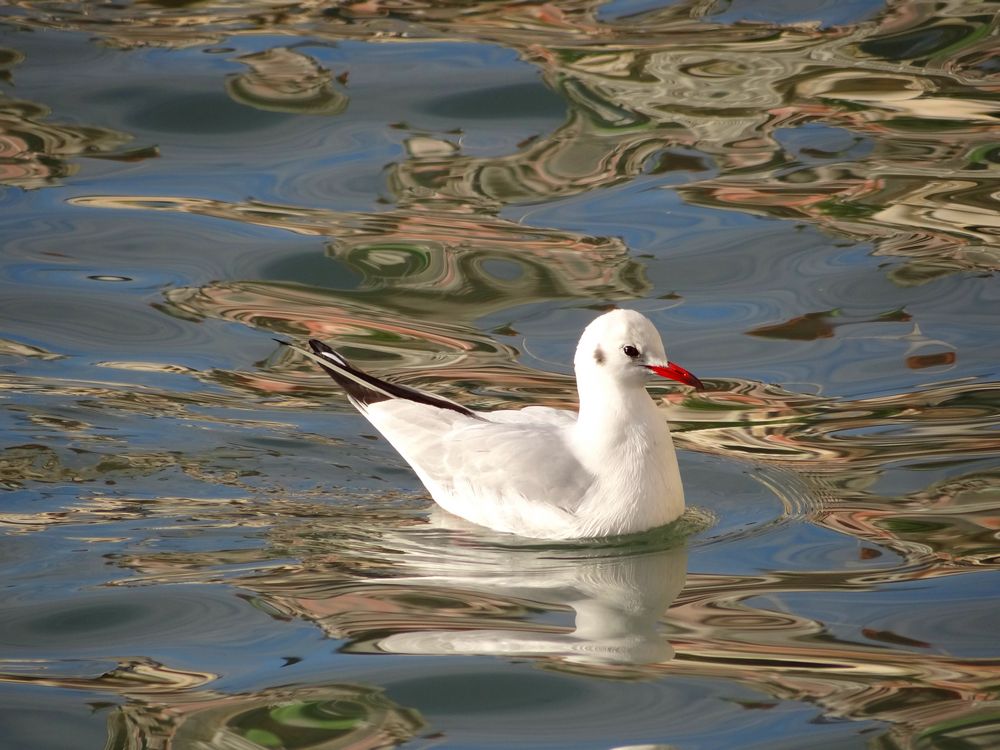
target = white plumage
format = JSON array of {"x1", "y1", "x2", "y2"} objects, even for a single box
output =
[{"x1": 289, "y1": 309, "x2": 704, "y2": 540}]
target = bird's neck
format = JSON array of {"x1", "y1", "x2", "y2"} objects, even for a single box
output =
[
  {"x1": 572, "y1": 375, "x2": 685, "y2": 535},
  {"x1": 575, "y1": 377, "x2": 660, "y2": 439},
  {"x1": 573, "y1": 375, "x2": 676, "y2": 475}
]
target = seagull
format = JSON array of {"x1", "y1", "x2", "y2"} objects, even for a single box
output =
[{"x1": 284, "y1": 309, "x2": 704, "y2": 540}]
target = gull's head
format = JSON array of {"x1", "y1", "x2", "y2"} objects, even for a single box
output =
[{"x1": 574, "y1": 309, "x2": 704, "y2": 391}]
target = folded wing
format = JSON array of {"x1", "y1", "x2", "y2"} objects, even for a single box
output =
[{"x1": 287, "y1": 340, "x2": 592, "y2": 533}]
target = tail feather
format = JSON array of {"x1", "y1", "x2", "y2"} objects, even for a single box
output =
[{"x1": 279, "y1": 338, "x2": 479, "y2": 419}]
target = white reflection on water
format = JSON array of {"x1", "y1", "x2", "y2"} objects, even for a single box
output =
[{"x1": 347, "y1": 525, "x2": 688, "y2": 665}]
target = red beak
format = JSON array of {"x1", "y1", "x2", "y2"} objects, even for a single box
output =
[{"x1": 646, "y1": 362, "x2": 705, "y2": 391}]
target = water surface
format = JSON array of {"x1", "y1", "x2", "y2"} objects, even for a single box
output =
[{"x1": 1, "y1": 1, "x2": 998, "y2": 748}]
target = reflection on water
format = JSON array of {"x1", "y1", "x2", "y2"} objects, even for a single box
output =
[
  {"x1": 105, "y1": 682, "x2": 426, "y2": 750},
  {"x1": 0, "y1": 53, "x2": 143, "y2": 187},
  {"x1": 2, "y1": 0, "x2": 999, "y2": 748},
  {"x1": 243, "y1": 525, "x2": 691, "y2": 667},
  {"x1": 227, "y1": 47, "x2": 350, "y2": 116}
]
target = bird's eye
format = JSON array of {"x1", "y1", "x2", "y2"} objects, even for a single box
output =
[{"x1": 623, "y1": 345, "x2": 640, "y2": 358}]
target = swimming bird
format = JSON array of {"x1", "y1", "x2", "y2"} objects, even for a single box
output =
[{"x1": 285, "y1": 309, "x2": 704, "y2": 540}]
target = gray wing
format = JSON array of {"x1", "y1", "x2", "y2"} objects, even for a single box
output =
[
  {"x1": 439, "y1": 418, "x2": 591, "y2": 512},
  {"x1": 363, "y1": 400, "x2": 593, "y2": 525},
  {"x1": 290, "y1": 337, "x2": 592, "y2": 532},
  {"x1": 486, "y1": 405, "x2": 577, "y2": 428}
]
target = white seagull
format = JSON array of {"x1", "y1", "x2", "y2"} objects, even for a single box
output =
[{"x1": 286, "y1": 309, "x2": 704, "y2": 540}]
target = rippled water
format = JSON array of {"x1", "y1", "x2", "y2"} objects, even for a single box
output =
[{"x1": 1, "y1": 1, "x2": 998, "y2": 748}]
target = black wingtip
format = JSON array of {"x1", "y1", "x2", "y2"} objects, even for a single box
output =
[
  {"x1": 273, "y1": 338, "x2": 289, "y2": 346},
  {"x1": 302, "y1": 340, "x2": 480, "y2": 419},
  {"x1": 308, "y1": 340, "x2": 350, "y2": 368}
]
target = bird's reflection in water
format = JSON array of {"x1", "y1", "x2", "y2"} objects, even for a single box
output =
[
  {"x1": 362, "y1": 516, "x2": 688, "y2": 666},
  {"x1": 370, "y1": 557, "x2": 686, "y2": 665},
  {"x1": 113, "y1": 499, "x2": 698, "y2": 671}
]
